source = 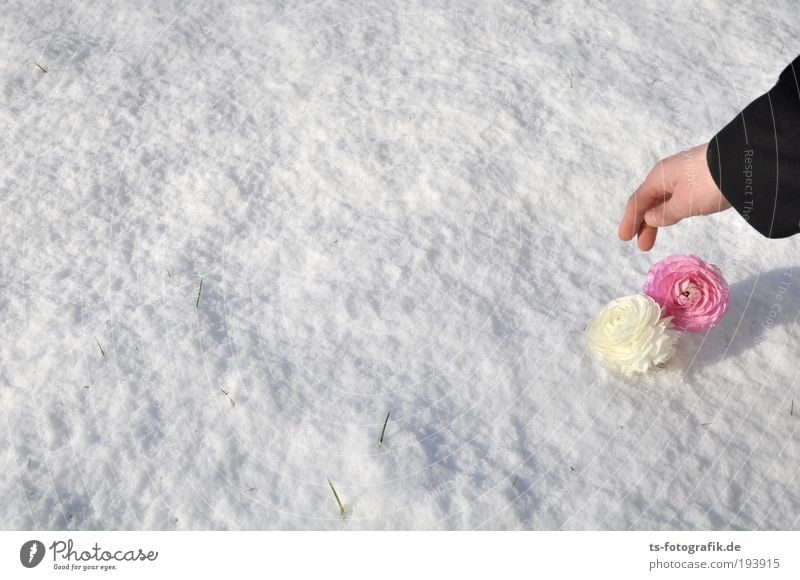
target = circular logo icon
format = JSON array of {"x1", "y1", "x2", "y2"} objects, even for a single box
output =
[{"x1": 20, "y1": 540, "x2": 45, "y2": 568}]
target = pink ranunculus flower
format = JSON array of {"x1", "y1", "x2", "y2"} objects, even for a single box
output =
[{"x1": 643, "y1": 255, "x2": 730, "y2": 333}]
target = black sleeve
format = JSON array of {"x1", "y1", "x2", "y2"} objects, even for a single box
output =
[{"x1": 706, "y1": 56, "x2": 800, "y2": 238}]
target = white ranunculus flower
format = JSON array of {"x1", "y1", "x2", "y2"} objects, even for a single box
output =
[{"x1": 586, "y1": 295, "x2": 677, "y2": 375}]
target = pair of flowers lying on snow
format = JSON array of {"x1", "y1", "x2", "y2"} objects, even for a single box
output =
[{"x1": 587, "y1": 255, "x2": 730, "y2": 376}]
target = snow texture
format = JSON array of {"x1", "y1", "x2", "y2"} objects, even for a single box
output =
[{"x1": 1, "y1": 0, "x2": 799, "y2": 530}]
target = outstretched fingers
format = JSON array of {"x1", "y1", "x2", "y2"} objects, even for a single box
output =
[{"x1": 618, "y1": 162, "x2": 670, "y2": 242}]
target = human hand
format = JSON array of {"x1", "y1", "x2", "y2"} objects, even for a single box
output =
[{"x1": 618, "y1": 143, "x2": 732, "y2": 251}]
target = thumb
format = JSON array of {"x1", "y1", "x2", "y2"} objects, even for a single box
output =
[{"x1": 644, "y1": 202, "x2": 684, "y2": 228}]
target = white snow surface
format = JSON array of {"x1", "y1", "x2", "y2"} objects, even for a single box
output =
[{"x1": 1, "y1": 0, "x2": 800, "y2": 530}]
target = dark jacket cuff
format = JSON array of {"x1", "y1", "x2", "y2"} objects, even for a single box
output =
[{"x1": 706, "y1": 56, "x2": 800, "y2": 239}]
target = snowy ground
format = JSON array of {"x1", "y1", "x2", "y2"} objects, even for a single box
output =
[{"x1": 1, "y1": 0, "x2": 799, "y2": 530}]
